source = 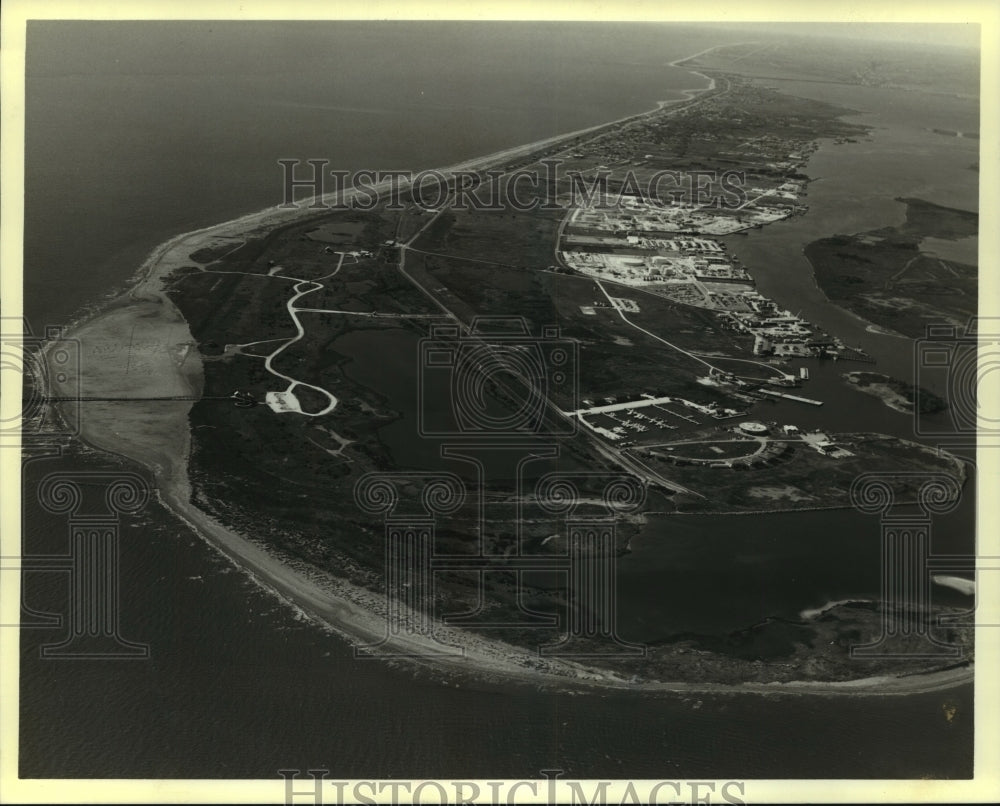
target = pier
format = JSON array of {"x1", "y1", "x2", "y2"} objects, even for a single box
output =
[
  {"x1": 758, "y1": 388, "x2": 824, "y2": 406},
  {"x1": 834, "y1": 347, "x2": 876, "y2": 364}
]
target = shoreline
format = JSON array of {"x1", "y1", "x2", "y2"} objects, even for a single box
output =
[
  {"x1": 801, "y1": 249, "x2": 915, "y2": 342},
  {"x1": 40, "y1": 44, "x2": 972, "y2": 697},
  {"x1": 667, "y1": 44, "x2": 722, "y2": 97},
  {"x1": 48, "y1": 44, "x2": 736, "y2": 336},
  {"x1": 844, "y1": 374, "x2": 913, "y2": 415}
]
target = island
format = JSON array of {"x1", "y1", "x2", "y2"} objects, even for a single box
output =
[{"x1": 844, "y1": 371, "x2": 949, "y2": 415}]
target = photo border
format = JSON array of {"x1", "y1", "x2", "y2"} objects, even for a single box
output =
[{"x1": 2, "y1": 0, "x2": 997, "y2": 802}]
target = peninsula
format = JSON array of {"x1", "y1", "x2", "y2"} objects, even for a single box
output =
[{"x1": 42, "y1": 44, "x2": 973, "y2": 693}]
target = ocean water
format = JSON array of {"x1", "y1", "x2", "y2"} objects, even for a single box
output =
[
  {"x1": 624, "y1": 75, "x2": 980, "y2": 649},
  {"x1": 18, "y1": 450, "x2": 974, "y2": 781},
  {"x1": 24, "y1": 20, "x2": 724, "y2": 329},
  {"x1": 20, "y1": 22, "x2": 975, "y2": 780}
]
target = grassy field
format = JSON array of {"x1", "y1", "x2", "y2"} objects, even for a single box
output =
[
  {"x1": 419, "y1": 256, "x2": 747, "y2": 409},
  {"x1": 410, "y1": 205, "x2": 565, "y2": 269}
]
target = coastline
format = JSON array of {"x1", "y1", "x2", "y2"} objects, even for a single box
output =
[
  {"x1": 40, "y1": 46, "x2": 972, "y2": 697},
  {"x1": 801, "y1": 249, "x2": 918, "y2": 342},
  {"x1": 667, "y1": 44, "x2": 722, "y2": 96}
]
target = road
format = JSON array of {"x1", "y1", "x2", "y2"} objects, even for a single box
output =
[
  {"x1": 396, "y1": 204, "x2": 462, "y2": 320},
  {"x1": 394, "y1": 203, "x2": 700, "y2": 497},
  {"x1": 576, "y1": 274, "x2": 790, "y2": 382},
  {"x1": 595, "y1": 279, "x2": 721, "y2": 373},
  {"x1": 381, "y1": 68, "x2": 741, "y2": 498}
]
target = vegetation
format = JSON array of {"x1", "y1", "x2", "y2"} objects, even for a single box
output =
[
  {"x1": 847, "y1": 371, "x2": 949, "y2": 414},
  {"x1": 806, "y1": 198, "x2": 977, "y2": 339},
  {"x1": 162, "y1": 74, "x2": 971, "y2": 682}
]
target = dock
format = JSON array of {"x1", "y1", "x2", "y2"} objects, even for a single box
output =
[
  {"x1": 759, "y1": 388, "x2": 823, "y2": 406},
  {"x1": 834, "y1": 347, "x2": 876, "y2": 364}
]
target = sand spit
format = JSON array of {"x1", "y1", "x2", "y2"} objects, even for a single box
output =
[
  {"x1": 41, "y1": 52, "x2": 971, "y2": 697},
  {"x1": 934, "y1": 575, "x2": 976, "y2": 596}
]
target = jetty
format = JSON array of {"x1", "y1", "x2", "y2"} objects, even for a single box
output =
[{"x1": 758, "y1": 388, "x2": 823, "y2": 406}]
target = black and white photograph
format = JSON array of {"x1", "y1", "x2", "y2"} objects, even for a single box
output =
[{"x1": 1, "y1": 2, "x2": 997, "y2": 803}]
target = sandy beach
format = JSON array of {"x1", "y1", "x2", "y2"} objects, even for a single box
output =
[
  {"x1": 41, "y1": 49, "x2": 972, "y2": 697},
  {"x1": 934, "y1": 575, "x2": 977, "y2": 596}
]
